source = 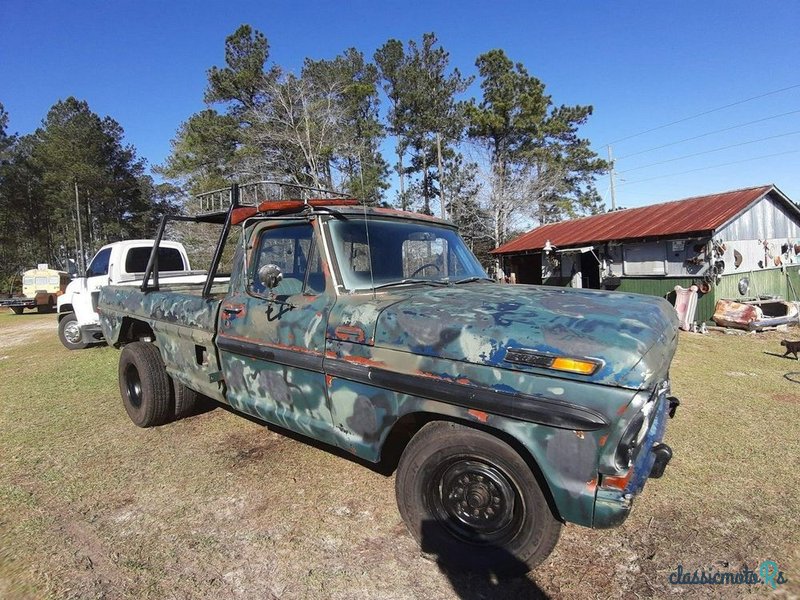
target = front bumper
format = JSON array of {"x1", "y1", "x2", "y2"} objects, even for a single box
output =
[{"x1": 593, "y1": 393, "x2": 678, "y2": 528}]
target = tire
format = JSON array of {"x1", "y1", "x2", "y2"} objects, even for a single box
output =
[
  {"x1": 173, "y1": 379, "x2": 203, "y2": 419},
  {"x1": 118, "y1": 342, "x2": 174, "y2": 427},
  {"x1": 396, "y1": 421, "x2": 562, "y2": 575},
  {"x1": 58, "y1": 313, "x2": 88, "y2": 350},
  {"x1": 10, "y1": 306, "x2": 23, "y2": 315}
]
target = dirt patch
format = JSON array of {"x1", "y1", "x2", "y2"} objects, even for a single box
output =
[
  {"x1": 772, "y1": 394, "x2": 799, "y2": 404},
  {"x1": 0, "y1": 316, "x2": 55, "y2": 353},
  {"x1": 222, "y1": 429, "x2": 287, "y2": 466}
]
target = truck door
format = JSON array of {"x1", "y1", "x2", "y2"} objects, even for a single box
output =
[
  {"x1": 73, "y1": 247, "x2": 113, "y2": 324},
  {"x1": 216, "y1": 220, "x2": 337, "y2": 445}
]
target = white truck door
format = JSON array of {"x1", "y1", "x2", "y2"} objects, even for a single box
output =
[{"x1": 76, "y1": 246, "x2": 113, "y2": 324}]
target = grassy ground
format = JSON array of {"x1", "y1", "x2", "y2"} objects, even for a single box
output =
[{"x1": 0, "y1": 312, "x2": 798, "y2": 599}]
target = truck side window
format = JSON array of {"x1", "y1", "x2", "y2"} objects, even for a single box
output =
[
  {"x1": 252, "y1": 224, "x2": 324, "y2": 296},
  {"x1": 304, "y1": 242, "x2": 325, "y2": 295},
  {"x1": 86, "y1": 248, "x2": 111, "y2": 277}
]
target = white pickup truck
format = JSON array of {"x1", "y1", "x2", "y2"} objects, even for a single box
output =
[{"x1": 57, "y1": 240, "x2": 200, "y2": 349}]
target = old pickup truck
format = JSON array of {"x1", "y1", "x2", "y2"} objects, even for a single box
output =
[{"x1": 98, "y1": 182, "x2": 679, "y2": 573}]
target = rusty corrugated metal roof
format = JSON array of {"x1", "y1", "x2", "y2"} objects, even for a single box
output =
[{"x1": 492, "y1": 184, "x2": 779, "y2": 254}]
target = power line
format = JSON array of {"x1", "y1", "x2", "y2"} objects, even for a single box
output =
[
  {"x1": 616, "y1": 108, "x2": 800, "y2": 160},
  {"x1": 619, "y1": 130, "x2": 800, "y2": 174},
  {"x1": 606, "y1": 83, "x2": 800, "y2": 145},
  {"x1": 619, "y1": 149, "x2": 800, "y2": 187}
]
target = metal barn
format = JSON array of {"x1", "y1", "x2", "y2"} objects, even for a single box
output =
[{"x1": 491, "y1": 185, "x2": 800, "y2": 323}]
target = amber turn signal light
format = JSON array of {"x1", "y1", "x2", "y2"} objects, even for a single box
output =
[{"x1": 550, "y1": 357, "x2": 601, "y2": 375}]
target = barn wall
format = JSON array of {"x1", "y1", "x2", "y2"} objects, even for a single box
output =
[
  {"x1": 717, "y1": 194, "x2": 800, "y2": 240},
  {"x1": 613, "y1": 267, "x2": 800, "y2": 324},
  {"x1": 614, "y1": 277, "x2": 715, "y2": 323},
  {"x1": 515, "y1": 263, "x2": 800, "y2": 324},
  {"x1": 715, "y1": 194, "x2": 800, "y2": 272},
  {"x1": 714, "y1": 266, "x2": 800, "y2": 305}
]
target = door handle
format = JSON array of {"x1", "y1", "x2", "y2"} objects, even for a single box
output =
[
  {"x1": 334, "y1": 325, "x2": 366, "y2": 343},
  {"x1": 222, "y1": 306, "x2": 243, "y2": 315}
]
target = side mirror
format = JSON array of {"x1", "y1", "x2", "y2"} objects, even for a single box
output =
[{"x1": 258, "y1": 263, "x2": 283, "y2": 290}]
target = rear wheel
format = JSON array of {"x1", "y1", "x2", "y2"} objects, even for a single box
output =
[
  {"x1": 58, "y1": 313, "x2": 88, "y2": 350},
  {"x1": 119, "y1": 342, "x2": 174, "y2": 427},
  {"x1": 396, "y1": 421, "x2": 561, "y2": 575},
  {"x1": 173, "y1": 380, "x2": 213, "y2": 419}
]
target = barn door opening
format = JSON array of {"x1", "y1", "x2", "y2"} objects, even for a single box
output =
[{"x1": 581, "y1": 250, "x2": 601, "y2": 289}]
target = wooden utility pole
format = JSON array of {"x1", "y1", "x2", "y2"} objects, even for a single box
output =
[{"x1": 74, "y1": 179, "x2": 85, "y2": 273}]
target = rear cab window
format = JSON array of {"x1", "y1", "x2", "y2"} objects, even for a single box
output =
[{"x1": 125, "y1": 247, "x2": 185, "y2": 273}]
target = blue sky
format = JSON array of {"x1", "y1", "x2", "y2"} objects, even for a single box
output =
[{"x1": 2, "y1": 0, "x2": 798, "y2": 209}]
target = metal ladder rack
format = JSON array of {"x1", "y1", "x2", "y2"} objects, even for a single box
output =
[{"x1": 196, "y1": 180, "x2": 350, "y2": 216}]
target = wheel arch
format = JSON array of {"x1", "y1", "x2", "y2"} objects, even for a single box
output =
[
  {"x1": 116, "y1": 317, "x2": 157, "y2": 347},
  {"x1": 381, "y1": 411, "x2": 564, "y2": 523},
  {"x1": 57, "y1": 305, "x2": 74, "y2": 321}
]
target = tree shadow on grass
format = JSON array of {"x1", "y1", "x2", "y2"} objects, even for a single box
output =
[{"x1": 419, "y1": 520, "x2": 550, "y2": 600}]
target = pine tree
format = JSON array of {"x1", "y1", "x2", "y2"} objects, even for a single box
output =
[{"x1": 467, "y1": 49, "x2": 607, "y2": 245}]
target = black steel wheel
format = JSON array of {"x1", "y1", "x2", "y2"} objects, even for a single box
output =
[
  {"x1": 429, "y1": 458, "x2": 522, "y2": 544},
  {"x1": 118, "y1": 342, "x2": 174, "y2": 427},
  {"x1": 396, "y1": 421, "x2": 561, "y2": 574}
]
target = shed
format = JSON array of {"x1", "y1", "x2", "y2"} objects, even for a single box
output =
[{"x1": 491, "y1": 184, "x2": 800, "y2": 323}]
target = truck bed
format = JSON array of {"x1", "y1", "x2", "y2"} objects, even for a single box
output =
[
  {"x1": 98, "y1": 282, "x2": 228, "y2": 401},
  {"x1": 99, "y1": 283, "x2": 227, "y2": 336}
]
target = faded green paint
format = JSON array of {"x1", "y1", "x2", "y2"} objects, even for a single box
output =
[
  {"x1": 714, "y1": 265, "x2": 800, "y2": 308},
  {"x1": 544, "y1": 265, "x2": 800, "y2": 324},
  {"x1": 619, "y1": 266, "x2": 800, "y2": 323},
  {"x1": 98, "y1": 207, "x2": 680, "y2": 534},
  {"x1": 614, "y1": 278, "x2": 715, "y2": 323}
]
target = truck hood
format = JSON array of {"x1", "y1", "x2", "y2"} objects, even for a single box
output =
[
  {"x1": 369, "y1": 283, "x2": 678, "y2": 390},
  {"x1": 58, "y1": 278, "x2": 84, "y2": 308}
]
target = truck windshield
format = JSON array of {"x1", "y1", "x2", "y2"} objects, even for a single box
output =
[{"x1": 327, "y1": 218, "x2": 487, "y2": 291}]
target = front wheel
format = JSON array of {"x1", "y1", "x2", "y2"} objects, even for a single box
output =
[
  {"x1": 395, "y1": 421, "x2": 562, "y2": 575},
  {"x1": 58, "y1": 313, "x2": 88, "y2": 350},
  {"x1": 119, "y1": 342, "x2": 174, "y2": 427}
]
